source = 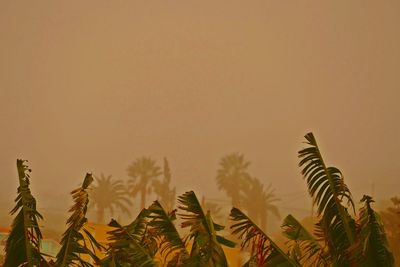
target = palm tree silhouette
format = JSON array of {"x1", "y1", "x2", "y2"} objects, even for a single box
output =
[
  {"x1": 242, "y1": 177, "x2": 280, "y2": 231},
  {"x1": 91, "y1": 173, "x2": 132, "y2": 224},
  {"x1": 127, "y1": 157, "x2": 161, "y2": 209},
  {"x1": 152, "y1": 158, "x2": 176, "y2": 211},
  {"x1": 216, "y1": 153, "x2": 250, "y2": 208}
]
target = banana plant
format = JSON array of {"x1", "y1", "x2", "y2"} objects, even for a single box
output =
[
  {"x1": 101, "y1": 209, "x2": 158, "y2": 267},
  {"x1": 4, "y1": 159, "x2": 47, "y2": 267},
  {"x1": 178, "y1": 191, "x2": 235, "y2": 267},
  {"x1": 348, "y1": 195, "x2": 394, "y2": 267},
  {"x1": 103, "y1": 191, "x2": 234, "y2": 267},
  {"x1": 298, "y1": 133, "x2": 356, "y2": 266},
  {"x1": 230, "y1": 208, "x2": 298, "y2": 267},
  {"x1": 56, "y1": 173, "x2": 103, "y2": 267},
  {"x1": 281, "y1": 214, "x2": 328, "y2": 266},
  {"x1": 147, "y1": 201, "x2": 189, "y2": 266}
]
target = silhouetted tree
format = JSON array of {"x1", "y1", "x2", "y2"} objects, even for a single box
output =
[
  {"x1": 152, "y1": 158, "x2": 176, "y2": 211},
  {"x1": 242, "y1": 177, "x2": 280, "y2": 231},
  {"x1": 216, "y1": 153, "x2": 250, "y2": 208},
  {"x1": 203, "y1": 200, "x2": 224, "y2": 224},
  {"x1": 127, "y1": 157, "x2": 161, "y2": 209},
  {"x1": 91, "y1": 173, "x2": 132, "y2": 223}
]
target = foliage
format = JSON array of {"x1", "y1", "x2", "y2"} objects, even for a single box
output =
[
  {"x1": 381, "y1": 196, "x2": 400, "y2": 263},
  {"x1": 102, "y1": 191, "x2": 234, "y2": 267},
  {"x1": 101, "y1": 210, "x2": 158, "y2": 267},
  {"x1": 147, "y1": 201, "x2": 189, "y2": 266},
  {"x1": 127, "y1": 157, "x2": 162, "y2": 209},
  {"x1": 349, "y1": 195, "x2": 394, "y2": 267},
  {"x1": 282, "y1": 214, "x2": 327, "y2": 266},
  {"x1": 4, "y1": 159, "x2": 46, "y2": 267},
  {"x1": 178, "y1": 191, "x2": 235, "y2": 267},
  {"x1": 230, "y1": 207, "x2": 298, "y2": 267},
  {"x1": 91, "y1": 173, "x2": 132, "y2": 223},
  {"x1": 56, "y1": 173, "x2": 104, "y2": 267},
  {"x1": 3, "y1": 132, "x2": 398, "y2": 267},
  {"x1": 298, "y1": 132, "x2": 356, "y2": 266}
]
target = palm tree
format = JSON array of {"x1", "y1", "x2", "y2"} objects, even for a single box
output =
[
  {"x1": 216, "y1": 153, "x2": 251, "y2": 208},
  {"x1": 152, "y1": 158, "x2": 176, "y2": 211},
  {"x1": 127, "y1": 157, "x2": 162, "y2": 209},
  {"x1": 90, "y1": 173, "x2": 132, "y2": 223},
  {"x1": 242, "y1": 177, "x2": 280, "y2": 231}
]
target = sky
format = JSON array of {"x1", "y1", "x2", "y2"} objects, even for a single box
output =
[{"x1": 1, "y1": 1, "x2": 399, "y2": 227}]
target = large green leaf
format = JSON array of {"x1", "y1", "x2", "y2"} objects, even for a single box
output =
[
  {"x1": 282, "y1": 214, "x2": 328, "y2": 266},
  {"x1": 56, "y1": 173, "x2": 103, "y2": 267},
  {"x1": 102, "y1": 210, "x2": 158, "y2": 267},
  {"x1": 178, "y1": 191, "x2": 233, "y2": 267},
  {"x1": 230, "y1": 208, "x2": 298, "y2": 267},
  {"x1": 349, "y1": 195, "x2": 394, "y2": 267},
  {"x1": 147, "y1": 201, "x2": 189, "y2": 266},
  {"x1": 298, "y1": 133, "x2": 356, "y2": 265},
  {"x1": 4, "y1": 159, "x2": 47, "y2": 267}
]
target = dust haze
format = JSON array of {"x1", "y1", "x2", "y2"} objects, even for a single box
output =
[{"x1": 1, "y1": 1, "x2": 399, "y2": 234}]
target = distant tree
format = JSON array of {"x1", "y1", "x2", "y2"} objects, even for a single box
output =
[
  {"x1": 152, "y1": 158, "x2": 176, "y2": 211},
  {"x1": 202, "y1": 200, "x2": 224, "y2": 224},
  {"x1": 127, "y1": 157, "x2": 162, "y2": 209},
  {"x1": 91, "y1": 173, "x2": 132, "y2": 223},
  {"x1": 216, "y1": 153, "x2": 250, "y2": 208},
  {"x1": 242, "y1": 177, "x2": 280, "y2": 231}
]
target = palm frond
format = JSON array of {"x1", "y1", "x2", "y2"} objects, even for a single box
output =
[
  {"x1": 230, "y1": 208, "x2": 298, "y2": 267},
  {"x1": 282, "y1": 214, "x2": 328, "y2": 266},
  {"x1": 298, "y1": 132, "x2": 356, "y2": 265},
  {"x1": 4, "y1": 159, "x2": 46, "y2": 267},
  {"x1": 349, "y1": 195, "x2": 394, "y2": 267},
  {"x1": 56, "y1": 173, "x2": 103, "y2": 267},
  {"x1": 178, "y1": 191, "x2": 234, "y2": 267}
]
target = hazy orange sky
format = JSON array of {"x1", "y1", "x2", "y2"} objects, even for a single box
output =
[{"x1": 1, "y1": 1, "x2": 399, "y2": 223}]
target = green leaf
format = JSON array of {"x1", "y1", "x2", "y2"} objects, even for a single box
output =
[
  {"x1": 349, "y1": 195, "x2": 394, "y2": 267},
  {"x1": 56, "y1": 173, "x2": 102, "y2": 267},
  {"x1": 230, "y1": 208, "x2": 298, "y2": 267},
  {"x1": 147, "y1": 201, "x2": 189, "y2": 265},
  {"x1": 298, "y1": 133, "x2": 356, "y2": 265},
  {"x1": 178, "y1": 191, "x2": 233, "y2": 267},
  {"x1": 282, "y1": 214, "x2": 328, "y2": 266},
  {"x1": 4, "y1": 159, "x2": 47, "y2": 267},
  {"x1": 102, "y1": 210, "x2": 159, "y2": 267}
]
